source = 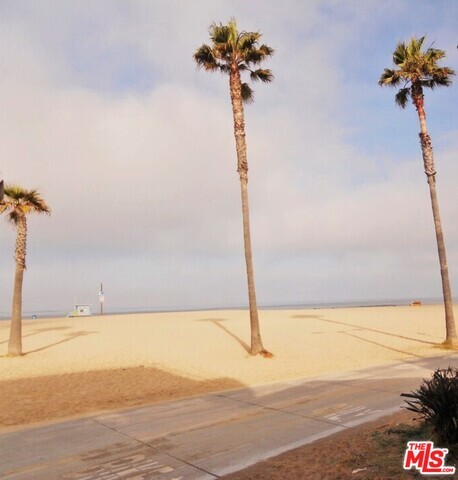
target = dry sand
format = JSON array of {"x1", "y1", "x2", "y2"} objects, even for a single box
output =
[{"x1": 0, "y1": 305, "x2": 455, "y2": 429}]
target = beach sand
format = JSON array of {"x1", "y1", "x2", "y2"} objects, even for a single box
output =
[{"x1": 0, "y1": 305, "x2": 454, "y2": 429}]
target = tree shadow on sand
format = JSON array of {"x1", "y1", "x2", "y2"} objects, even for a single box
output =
[
  {"x1": 340, "y1": 331, "x2": 425, "y2": 359},
  {"x1": 196, "y1": 318, "x2": 250, "y2": 354},
  {"x1": 0, "y1": 326, "x2": 72, "y2": 346},
  {"x1": 291, "y1": 314, "x2": 438, "y2": 346},
  {"x1": 24, "y1": 330, "x2": 99, "y2": 355}
]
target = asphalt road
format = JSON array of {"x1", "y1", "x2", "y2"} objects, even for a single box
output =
[{"x1": 1, "y1": 353, "x2": 457, "y2": 479}]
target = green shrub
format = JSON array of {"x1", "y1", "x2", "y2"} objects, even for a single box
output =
[{"x1": 401, "y1": 367, "x2": 458, "y2": 446}]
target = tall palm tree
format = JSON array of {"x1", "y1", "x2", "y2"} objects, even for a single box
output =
[
  {"x1": 379, "y1": 37, "x2": 457, "y2": 346},
  {"x1": 0, "y1": 185, "x2": 51, "y2": 356},
  {"x1": 194, "y1": 19, "x2": 273, "y2": 356}
]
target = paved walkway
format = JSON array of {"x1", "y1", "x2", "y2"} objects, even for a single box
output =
[{"x1": 1, "y1": 353, "x2": 457, "y2": 479}]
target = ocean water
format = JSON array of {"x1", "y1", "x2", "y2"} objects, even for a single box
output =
[{"x1": 0, "y1": 297, "x2": 445, "y2": 321}]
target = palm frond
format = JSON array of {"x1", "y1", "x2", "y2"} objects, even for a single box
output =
[
  {"x1": 24, "y1": 190, "x2": 51, "y2": 214},
  {"x1": 209, "y1": 22, "x2": 231, "y2": 44},
  {"x1": 417, "y1": 36, "x2": 426, "y2": 49},
  {"x1": 258, "y1": 44, "x2": 274, "y2": 57},
  {"x1": 431, "y1": 67, "x2": 455, "y2": 83},
  {"x1": 193, "y1": 44, "x2": 219, "y2": 71},
  {"x1": 423, "y1": 73, "x2": 454, "y2": 89},
  {"x1": 425, "y1": 47, "x2": 446, "y2": 63},
  {"x1": 378, "y1": 68, "x2": 402, "y2": 87},
  {"x1": 243, "y1": 47, "x2": 269, "y2": 65},
  {"x1": 227, "y1": 17, "x2": 238, "y2": 46},
  {"x1": 241, "y1": 82, "x2": 254, "y2": 103},
  {"x1": 4, "y1": 185, "x2": 25, "y2": 200},
  {"x1": 2, "y1": 184, "x2": 51, "y2": 217},
  {"x1": 395, "y1": 88, "x2": 410, "y2": 108},
  {"x1": 439, "y1": 66, "x2": 455, "y2": 76},
  {"x1": 407, "y1": 36, "x2": 424, "y2": 59},
  {"x1": 219, "y1": 64, "x2": 231, "y2": 74},
  {"x1": 393, "y1": 41, "x2": 407, "y2": 66},
  {"x1": 238, "y1": 31, "x2": 261, "y2": 52},
  {"x1": 7, "y1": 210, "x2": 20, "y2": 225},
  {"x1": 250, "y1": 68, "x2": 274, "y2": 83}
]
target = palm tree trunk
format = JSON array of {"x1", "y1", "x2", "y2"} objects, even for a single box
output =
[
  {"x1": 9, "y1": 266, "x2": 24, "y2": 356},
  {"x1": 229, "y1": 67, "x2": 269, "y2": 356},
  {"x1": 416, "y1": 96, "x2": 457, "y2": 346},
  {"x1": 8, "y1": 216, "x2": 27, "y2": 356},
  {"x1": 240, "y1": 177, "x2": 266, "y2": 354},
  {"x1": 426, "y1": 176, "x2": 457, "y2": 344}
]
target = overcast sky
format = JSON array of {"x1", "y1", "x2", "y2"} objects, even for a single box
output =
[{"x1": 1, "y1": 1, "x2": 457, "y2": 315}]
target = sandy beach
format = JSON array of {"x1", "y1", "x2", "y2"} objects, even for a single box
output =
[{"x1": 0, "y1": 305, "x2": 455, "y2": 429}]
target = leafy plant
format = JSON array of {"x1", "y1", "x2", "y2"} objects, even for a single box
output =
[{"x1": 401, "y1": 367, "x2": 458, "y2": 445}]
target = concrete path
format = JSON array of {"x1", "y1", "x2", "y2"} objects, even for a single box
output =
[{"x1": 1, "y1": 353, "x2": 457, "y2": 480}]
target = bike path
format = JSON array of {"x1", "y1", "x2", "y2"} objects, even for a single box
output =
[{"x1": 1, "y1": 353, "x2": 456, "y2": 480}]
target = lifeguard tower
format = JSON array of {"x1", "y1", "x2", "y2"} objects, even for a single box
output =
[{"x1": 67, "y1": 304, "x2": 92, "y2": 317}]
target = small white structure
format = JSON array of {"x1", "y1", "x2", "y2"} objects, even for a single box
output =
[{"x1": 67, "y1": 304, "x2": 92, "y2": 317}]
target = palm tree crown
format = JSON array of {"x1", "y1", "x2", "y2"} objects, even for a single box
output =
[
  {"x1": 1, "y1": 185, "x2": 51, "y2": 267},
  {"x1": 379, "y1": 36, "x2": 455, "y2": 108},
  {"x1": 2, "y1": 185, "x2": 50, "y2": 224},
  {"x1": 193, "y1": 18, "x2": 274, "y2": 102}
]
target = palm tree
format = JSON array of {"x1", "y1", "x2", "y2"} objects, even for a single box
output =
[
  {"x1": 194, "y1": 19, "x2": 273, "y2": 356},
  {"x1": 379, "y1": 37, "x2": 457, "y2": 346},
  {"x1": 0, "y1": 185, "x2": 51, "y2": 356}
]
